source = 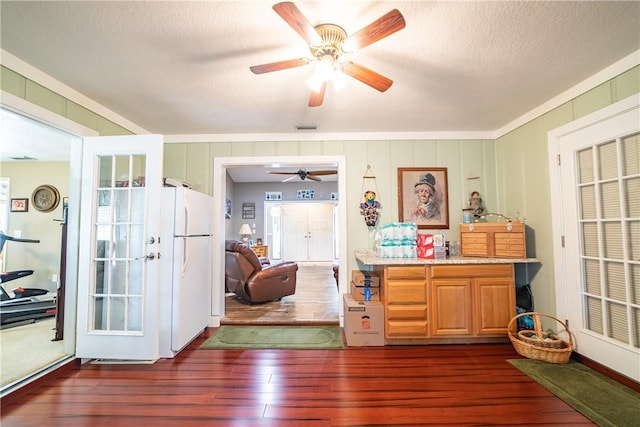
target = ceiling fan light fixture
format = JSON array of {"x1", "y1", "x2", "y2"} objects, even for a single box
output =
[{"x1": 306, "y1": 54, "x2": 335, "y2": 92}]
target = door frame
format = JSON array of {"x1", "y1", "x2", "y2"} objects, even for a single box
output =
[
  {"x1": 212, "y1": 155, "x2": 347, "y2": 326},
  {"x1": 548, "y1": 93, "x2": 640, "y2": 380},
  {"x1": 1, "y1": 92, "x2": 98, "y2": 357}
]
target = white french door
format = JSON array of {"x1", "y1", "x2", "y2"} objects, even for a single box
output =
[
  {"x1": 549, "y1": 95, "x2": 639, "y2": 381},
  {"x1": 76, "y1": 135, "x2": 163, "y2": 360},
  {"x1": 281, "y1": 203, "x2": 335, "y2": 261}
]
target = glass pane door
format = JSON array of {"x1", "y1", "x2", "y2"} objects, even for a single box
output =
[
  {"x1": 92, "y1": 154, "x2": 147, "y2": 333},
  {"x1": 576, "y1": 133, "x2": 640, "y2": 349},
  {"x1": 76, "y1": 134, "x2": 162, "y2": 360}
]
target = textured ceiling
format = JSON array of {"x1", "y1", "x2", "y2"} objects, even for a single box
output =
[{"x1": 2, "y1": 1, "x2": 639, "y2": 137}]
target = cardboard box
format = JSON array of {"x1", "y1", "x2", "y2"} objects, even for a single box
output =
[
  {"x1": 351, "y1": 270, "x2": 380, "y2": 287},
  {"x1": 343, "y1": 294, "x2": 385, "y2": 346},
  {"x1": 350, "y1": 281, "x2": 380, "y2": 301}
]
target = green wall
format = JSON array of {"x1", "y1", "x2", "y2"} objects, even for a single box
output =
[
  {"x1": 1, "y1": 65, "x2": 133, "y2": 136},
  {"x1": 495, "y1": 65, "x2": 640, "y2": 314}
]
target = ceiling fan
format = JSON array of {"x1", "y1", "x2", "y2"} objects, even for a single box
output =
[
  {"x1": 268, "y1": 168, "x2": 337, "y2": 182},
  {"x1": 250, "y1": 2, "x2": 405, "y2": 107}
]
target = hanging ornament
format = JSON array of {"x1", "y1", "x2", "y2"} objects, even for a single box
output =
[{"x1": 359, "y1": 165, "x2": 381, "y2": 227}]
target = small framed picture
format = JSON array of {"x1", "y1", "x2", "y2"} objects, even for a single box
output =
[
  {"x1": 11, "y1": 198, "x2": 29, "y2": 212},
  {"x1": 225, "y1": 199, "x2": 232, "y2": 219},
  {"x1": 297, "y1": 189, "x2": 315, "y2": 199},
  {"x1": 242, "y1": 202, "x2": 255, "y2": 219},
  {"x1": 265, "y1": 191, "x2": 282, "y2": 201}
]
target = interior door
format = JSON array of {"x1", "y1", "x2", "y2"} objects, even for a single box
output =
[
  {"x1": 307, "y1": 203, "x2": 335, "y2": 260},
  {"x1": 281, "y1": 203, "x2": 335, "y2": 261},
  {"x1": 76, "y1": 135, "x2": 163, "y2": 360},
  {"x1": 552, "y1": 99, "x2": 639, "y2": 381},
  {"x1": 281, "y1": 204, "x2": 308, "y2": 261}
]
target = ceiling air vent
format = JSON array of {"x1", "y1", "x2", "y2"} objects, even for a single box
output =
[
  {"x1": 9, "y1": 156, "x2": 37, "y2": 160},
  {"x1": 295, "y1": 124, "x2": 317, "y2": 131}
]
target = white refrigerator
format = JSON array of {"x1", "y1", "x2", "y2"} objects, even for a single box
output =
[{"x1": 159, "y1": 186, "x2": 213, "y2": 358}]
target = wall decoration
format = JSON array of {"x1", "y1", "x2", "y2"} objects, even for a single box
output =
[
  {"x1": 330, "y1": 192, "x2": 338, "y2": 200},
  {"x1": 225, "y1": 199, "x2": 232, "y2": 219},
  {"x1": 31, "y1": 184, "x2": 60, "y2": 213},
  {"x1": 265, "y1": 191, "x2": 282, "y2": 201},
  {"x1": 242, "y1": 202, "x2": 255, "y2": 219},
  {"x1": 10, "y1": 198, "x2": 29, "y2": 212},
  {"x1": 398, "y1": 167, "x2": 449, "y2": 229},
  {"x1": 359, "y1": 164, "x2": 380, "y2": 227},
  {"x1": 297, "y1": 189, "x2": 315, "y2": 199}
]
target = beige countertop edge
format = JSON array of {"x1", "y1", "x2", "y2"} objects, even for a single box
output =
[{"x1": 354, "y1": 249, "x2": 539, "y2": 265}]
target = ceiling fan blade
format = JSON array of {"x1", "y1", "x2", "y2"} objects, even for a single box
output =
[
  {"x1": 341, "y1": 62, "x2": 393, "y2": 92},
  {"x1": 282, "y1": 176, "x2": 297, "y2": 182},
  {"x1": 268, "y1": 171, "x2": 299, "y2": 175},
  {"x1": 308, "y1": 81, "x2": 327, "y2": 107},
  {"x1": 273, "y1": 2, "x2": 322, "y2": 45},
  {"x1": 343, "y1": 9, "x2": 405, "y2": 51},
  {"x1": 250, "y1": 58, "x2": 310, "y2": 74},
  {"x1": 308, "y1": 170, "x2": 337, "y2": 176},
  {"x1": 307, "y1": 175, "x2": 322, "y2": 182}
]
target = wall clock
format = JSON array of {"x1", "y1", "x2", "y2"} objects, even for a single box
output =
[{"x1": 31, "y1": 184, "x2": 60, "y2": 213}]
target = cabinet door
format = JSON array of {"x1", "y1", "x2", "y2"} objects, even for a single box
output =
[
  {"x1": 430, "y1": 279, "x2": 472, "y2": 336},
  {"x1": 473, "y1": 277, "x2": 515, "y2": 335}
]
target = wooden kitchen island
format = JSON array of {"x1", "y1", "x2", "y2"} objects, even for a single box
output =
[{"x1": 355, "y1": 249, "x2": 539, "y2": 345}]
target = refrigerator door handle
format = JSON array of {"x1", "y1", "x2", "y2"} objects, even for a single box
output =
[
  {"x1": 183, "y1": 197, "x2": 190, "y2": 236},
  {"x1": 181, "y1": 237, "x2": 188, "y2": 278}
]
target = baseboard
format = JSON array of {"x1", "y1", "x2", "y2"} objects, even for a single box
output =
[{"x1": 572, "y1": 352, "x2": 640, "y2": 393}]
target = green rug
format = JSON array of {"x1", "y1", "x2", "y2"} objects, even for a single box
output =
[
  {"x1": 508, "y1": 359, "x2": 640, "y2": 427},
  {"x1": 200, "y1": 326, "x2": 344, "y2": 349}
]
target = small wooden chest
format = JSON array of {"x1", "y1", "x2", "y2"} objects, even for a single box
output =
[{"x1": 459, "y1": 222, "x2": 526, "y2": 258}]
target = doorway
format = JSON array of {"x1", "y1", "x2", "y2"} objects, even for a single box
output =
[
  {"x1": 212, "y1": 156, "x2": 347, "y2": 327},
  {"x1": 1, "y1": 94, "x2": 96, "y2": 394}
]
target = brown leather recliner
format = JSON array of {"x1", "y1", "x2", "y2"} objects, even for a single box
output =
[{"x1": 225, "y1": 240, "x2": 298, "y2": 303}]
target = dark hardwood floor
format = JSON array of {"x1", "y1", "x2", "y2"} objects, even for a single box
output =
[
  {"x1": 1, "y1": 330, "x2": 595, "y2": 426},
  {"x1": 0, "y1": 264, "x2": 599, "y2": 425}
]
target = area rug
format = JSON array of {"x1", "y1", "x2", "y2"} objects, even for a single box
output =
[
  {"x1": 200, "y1": 325, "x2": 344, "y2": 349},
  {"x1": 508, "y1": 359, "x2": 640, "y2": 427}
]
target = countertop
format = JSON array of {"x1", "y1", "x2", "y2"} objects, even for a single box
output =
[{"x1": 355, "y1": 249, "x2": 539, "y2": 265}]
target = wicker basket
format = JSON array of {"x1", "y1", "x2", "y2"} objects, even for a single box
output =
[{"x1": 508, "y1": 312, "x2": 573, "y2": 364}]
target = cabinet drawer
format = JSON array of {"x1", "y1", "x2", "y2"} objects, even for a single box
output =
[
  {"x1": 386, "y1": 281, "x2": 427, "y2": 304},
  {"x1": 494, "y1": 233, "x2": 524, "y2": 244},
  {"x1": 430, "y1": 264, "x2": 513, "y2": 279},
  {"x1": 494, "y1": 245, "x2": 525, "y2": 258},
  {"x1": 385, "y1": 266, "x2": 426, "y2": 280},
  {"x1": 460, "y1": 244, "x2": 488, "y2": 256},
  {"x1": 386, "y1": 320, "x2": 428, "y2": 337},
  {"x1": 461, "y1": 233, "x2": 487, "y2": 244},
  {"x1": 386, "y1": 304, "x2": 427, "y2": 320}
]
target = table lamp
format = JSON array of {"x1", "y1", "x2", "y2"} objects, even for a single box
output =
[{"x1": 238, "y1": 223, "x2": 252, "y2": 244}]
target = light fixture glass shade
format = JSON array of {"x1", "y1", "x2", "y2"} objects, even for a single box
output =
[
  {"x1": 305, "y1": 72, "x2": 325, "y2": 93},
  {"x1": 315, "y1": 56, "x2": 334, "y2": 81},
  {"x1": 306, "y1": 55, "x2": 335, "y2": 92}
]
